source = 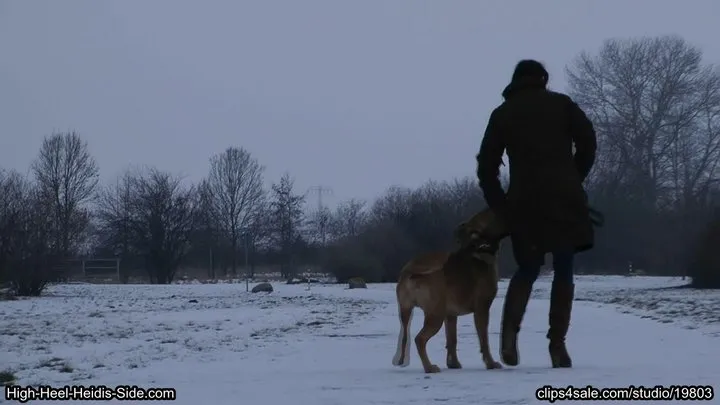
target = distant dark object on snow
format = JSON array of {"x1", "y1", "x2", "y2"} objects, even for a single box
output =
[
  {"x1": 251, "y1": 282, "x2": 274, "y2": 293},
  {"x1": 188, "y1": 299, "x2": 198, "y2": 303},
  {"x1": 348, "y1": 277, "x2": 367, "y2": 289}
]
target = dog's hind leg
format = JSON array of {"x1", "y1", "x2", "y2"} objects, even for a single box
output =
[
  {"x1": 474, "y1": 300, "x2": 502, "y2": 370},
  {"x1": 415, "y1": 313, "x2": 444, "y2": 373},
  {"x1": 392, "y1": 303, "x2": 414, "y2": 367},
  {"x1": 444, "y1": 315, "x2": 462, "y2": 369}
]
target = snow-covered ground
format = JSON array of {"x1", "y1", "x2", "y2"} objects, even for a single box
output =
[{"x1": 1, "y1": 275, "x2": 718, "y2": 404}]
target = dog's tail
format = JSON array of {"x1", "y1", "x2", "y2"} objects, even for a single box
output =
[{"x1": 392, "y1": 282, "x2": 413, "y2": 367}]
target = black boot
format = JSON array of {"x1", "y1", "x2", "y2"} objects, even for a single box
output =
[
  {"x1": 500, "y1": 276, "x2": 534, "y2": 366},
  {"x1": 547, "y1": 281, "x2": 574, "y2": 368}
]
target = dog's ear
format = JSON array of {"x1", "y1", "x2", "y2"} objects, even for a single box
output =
[
  {"x1": 465, "y1": 209, "x2": 491, "y2": 231},
  {"x1": 477, "y1": 208, "x2": 507, "y2": 232},
  {"x1": 454, "y1": 222, "x2": 468, "y2": 240}
]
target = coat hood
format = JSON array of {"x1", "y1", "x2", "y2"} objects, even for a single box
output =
[{"x1": 501, "y1": 76, "x2": 547, "y2": 100}]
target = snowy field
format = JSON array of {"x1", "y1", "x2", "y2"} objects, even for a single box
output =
[{"x1": 1, "y1": 275, "x2": 719, "y2": 404}]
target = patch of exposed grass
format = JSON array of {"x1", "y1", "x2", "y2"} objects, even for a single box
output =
[
  {"x1": 59, "y1": 363, "x2": 73, "y2": 373},
  {"x1": 0, "y1": 370, "x2": 16, "y2": 386}
]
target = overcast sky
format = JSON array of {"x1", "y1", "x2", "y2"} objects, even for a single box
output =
[{"x1": 1, "y1": 0, "x2": 719, "y2": 206}]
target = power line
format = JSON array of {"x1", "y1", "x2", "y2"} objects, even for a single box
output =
[{"x1": 307, "y1": 185, "x2": 333, "y2": 211}]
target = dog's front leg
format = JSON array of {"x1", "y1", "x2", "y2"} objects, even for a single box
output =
[
  {"x1": 474, "y1": 301, "x2": 502, "y2": 369},
  {"x1": 444, "y1": 315, "x2": 462, "y2": 369}
]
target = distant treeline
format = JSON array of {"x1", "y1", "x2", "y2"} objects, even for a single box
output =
[{"x1": 1, "y1": 35, "x2": 719, "y2": 295}]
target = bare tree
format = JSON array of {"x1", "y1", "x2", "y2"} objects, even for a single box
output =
[
  {"x1": 95, "y1": 170, "x2": 137, "y2": 282},
  {"x1": 194, "y1": 181, "x2": 223, "y2": 279},
  {"x1": 438, "y1": 177, "x2": 487, "y2": 223},
  {"x1": 0, "y1": 170, "x2": 55, "y2": 296},
  {"x1": 243, "y1": 199, "x2": 275, "y2": 278},
  {"x1": 0, "y1": 170, "x2": 27, "y2": 284},
  {"x1": 32, "y1": 131, "x2": 99, "y2": 256},
  {"x1": 368, "y1": 186, "x2": 414, "y2": 225},
  {"x1": 269, "y1": 173, "x2": 306, "y2": 278},
  {"x1": 330, "y1": 198, "x2": 368, "y2": 240},
  {"x1": 669, "y1": 74, "x2": 720, "y2": 212},
  {"x1": 203, "y1": 147, "x2": 265, "y2": 275},
  {"x1": 132, "y1": 169, "x2": 198, "y2": 284},
  {"x1": 565, "y1": 35, "x2": 720, "y2": 277},
  {"x1": 566, "y1": 35, "x2": 720, "y2": 209},
  {"x1": 96, "y1": 168, "x2": 198, "y2": 284},
  {"x1": 308, "y1": 205, "x2": 332, "y2": 246}
]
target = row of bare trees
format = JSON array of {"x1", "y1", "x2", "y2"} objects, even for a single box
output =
[
  {"x1": 0, "y1": 133, "x2": 315, "y2": 293},
  {"x1": 92, "y1": 152, "x2": 315, "y2": 284},
  {"x1": 2, "y1": 34, "x2": 719, "y2": 294},
  {"x1": 325, "y1": 35, "x2": 720, "y2": 288}
]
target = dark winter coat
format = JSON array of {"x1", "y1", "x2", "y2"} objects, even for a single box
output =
[{"x1": 476, "y1": 77, "x2": 597, "y2": 267}]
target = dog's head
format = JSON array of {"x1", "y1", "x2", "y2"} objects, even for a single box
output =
[{"x1": 453, "y1": 208, "x2": 509, "y2": 252}]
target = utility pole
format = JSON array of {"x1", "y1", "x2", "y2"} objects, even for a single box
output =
[
  {"x1": 307, "y1": 185, "x2": 333, "y2": 211},
  {"x1": 307, "y1": 185, "x2": 334, "y2": 247},
  {"x1": 243, "y1": 230, "x2": 251, "y2": 292}
]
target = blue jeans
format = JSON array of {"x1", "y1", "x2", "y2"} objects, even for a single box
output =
[{"x1": 512, "y1": 248, "x2": 575, "y2": 285}]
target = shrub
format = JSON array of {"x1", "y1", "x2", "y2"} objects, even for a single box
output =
[{"x1": 688, "y1": 210, "x2": 720, "y2": 289}]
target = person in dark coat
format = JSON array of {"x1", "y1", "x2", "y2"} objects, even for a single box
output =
[{"x1": 476, "y1": 59, "x2": 597, "y2": 368}]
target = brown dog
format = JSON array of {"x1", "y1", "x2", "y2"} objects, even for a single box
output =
[{"x1": 391, "y1": 208, "x2": 507, "y2": 373}]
